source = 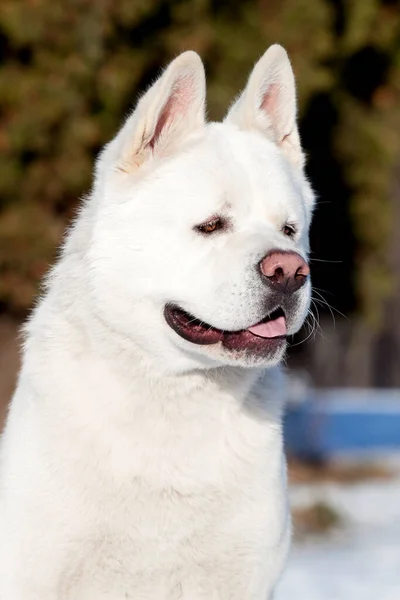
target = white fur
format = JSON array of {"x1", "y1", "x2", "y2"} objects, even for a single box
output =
[{"x1": 0, "y1": 46, "x2": 314, "y2": 599}]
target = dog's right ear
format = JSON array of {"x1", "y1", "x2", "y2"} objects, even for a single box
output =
[{"x1": 113, "y1": 52, "x2": 206, "y2": 173}]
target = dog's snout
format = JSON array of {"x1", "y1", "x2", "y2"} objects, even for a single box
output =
[{"x1": 260, "y1": 251, "x2": 310, "y2": 294}]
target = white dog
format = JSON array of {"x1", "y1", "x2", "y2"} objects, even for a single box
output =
[{"x1": 0, "y1": 45, "x2": 314, "y2": 599}]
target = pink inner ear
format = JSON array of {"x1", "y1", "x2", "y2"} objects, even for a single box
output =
[
  {"x1": 260, "y1": 81, "x2": 283, "y2": 141},
  {"x1": 149, "y1": 75, "x2": 194, "y2": 150},
  {"x1": 261, "y1": 82, "x2": 280, "y2": 114}
]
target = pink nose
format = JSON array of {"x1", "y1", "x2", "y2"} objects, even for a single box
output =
[{"x1": 260, "y1": 251, "x2": 310, "y2": 294}]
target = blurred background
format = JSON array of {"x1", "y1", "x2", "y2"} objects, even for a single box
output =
[{"x1": 0, "y1": 0, "x2": 399, "y2": 598}]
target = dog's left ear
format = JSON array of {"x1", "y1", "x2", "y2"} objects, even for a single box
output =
[
  {"x1": 114, "y1": 51, "x2": 206, "y2": 173},
  {"x1": 225, "y1": 45, "x2": 304, "y2": 169}
]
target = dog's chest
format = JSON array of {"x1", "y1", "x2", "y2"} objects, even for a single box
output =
[
  {"x1": 64, "y1": 434, "x2": 287, "y2": 600},
  {"x1": 58, "y1": 388, "x2": 286, "y2": 598}
]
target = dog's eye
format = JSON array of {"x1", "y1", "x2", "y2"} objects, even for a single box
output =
[
  {"x1": 196, "y1": 217, "x2": 223, "y2": 234},
  {"x1": 282, "y1": 224, "x2": 296, "y2": 238}
]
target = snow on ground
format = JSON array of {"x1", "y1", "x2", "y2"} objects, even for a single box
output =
[{"x1": 275, "y1": 469, "x2": 400, "y2": 600}]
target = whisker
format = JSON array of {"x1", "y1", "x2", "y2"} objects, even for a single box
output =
[
  {"x1": 289, "y1": 306, "x2": 323, "y2": 348},
  {"x1": 309, "y1": 258, "x2": 342, "y2": 264},
  {"x1": 307, "y1": 309, "x2": 320, "y2": 341},
  {"x1": 312, "y1": 286, "x2": 335, "y2": 297},
  {"x1": 313, "y1": 293, "x2": 335, "y2": 330},
  {"x1": 312, "y1": 289, "x2": 349, "y2": 322},
  {"x1": 289, "y1": 320, "x2": 316, "y2": 348},
  {"x1": 310, "y1": 300, "x2": 327, "y2": 342}
]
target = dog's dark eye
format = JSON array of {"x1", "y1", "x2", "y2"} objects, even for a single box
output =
[
  {"x1": 196, "y1": 217, "x2": 224, "y2": 234},
  {"x1": 282, "y1": 224, "x2": 296, "y2": 238}
]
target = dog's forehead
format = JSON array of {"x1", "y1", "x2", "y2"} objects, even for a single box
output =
[{"x1": 173, "y1": 123, "x2": 304, "y2": 220}]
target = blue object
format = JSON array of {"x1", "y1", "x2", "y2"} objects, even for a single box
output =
[{"x1": 283, "y1": 389, "x2": 400, "y2": 459}]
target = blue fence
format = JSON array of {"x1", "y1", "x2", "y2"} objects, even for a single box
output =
[{"x1": 283, "y1": 389, "x2": 400, "y2": 459}]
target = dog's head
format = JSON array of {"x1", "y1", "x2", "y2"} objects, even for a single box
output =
[{"x1": 88, "y1": 46, "x2": 315, "y2": 372}]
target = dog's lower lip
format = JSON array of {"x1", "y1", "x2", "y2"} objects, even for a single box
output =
[
  {"x1": 164, "y1": 304, "x2": 287, "y2": 351},
  {"x1": 164, "y1": 304, "x2": 224, "y2": 345}
]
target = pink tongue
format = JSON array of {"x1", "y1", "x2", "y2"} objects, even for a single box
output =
[{"x1": 247, "y1": 316, "x2": 287, "y2": 338}]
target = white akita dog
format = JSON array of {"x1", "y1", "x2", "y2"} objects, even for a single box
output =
[{"x1": 0, "y1": 45, "x2": 314, "y2": 599}]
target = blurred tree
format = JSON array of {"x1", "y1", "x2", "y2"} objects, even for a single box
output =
[{"x1": 0, "y1": 0, "x2": 399, "y2": 384}]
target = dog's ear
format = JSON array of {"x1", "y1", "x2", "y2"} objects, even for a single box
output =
[
  {"x1": 115, "y1": 52, "x2": 206, "y2": 173},
  {"x1": 225, "y1": 45, "x2": 304, "y2": 169}
]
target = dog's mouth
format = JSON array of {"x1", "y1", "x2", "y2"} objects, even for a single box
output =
[{"x1": 164, "y1": 304, "x2": 287, "y2": 356}]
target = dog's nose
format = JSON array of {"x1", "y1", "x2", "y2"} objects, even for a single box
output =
[{"x1": 260, "y1": 251, "x2": 310, "y2": 293}]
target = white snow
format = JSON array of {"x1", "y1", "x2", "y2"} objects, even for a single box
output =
[{"x1": 275, "y1": 470, "x2": 400, "y2": 600}]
